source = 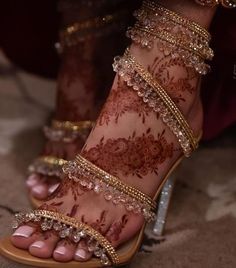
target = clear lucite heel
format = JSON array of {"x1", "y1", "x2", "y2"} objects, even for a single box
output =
[{"x1": 153, "y1": 175, "x2": 176, "y2": 236}]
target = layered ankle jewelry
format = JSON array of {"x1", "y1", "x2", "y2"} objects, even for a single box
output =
[
  {"x1": 28, "y1": 156, "x2": 67, "y2": 178},
  {"x1": 62, "y1": 154, "x2": 157, "y2": 222},
  {"x1": 126, "y1": 1, "x2": 214, "y2": 74},
  {"x1": 43, "y1": 120, "x2": 94, "y2": 143},
  {"x1": 56, "y1": 9, "x2": 129, "y2": 53},
  {"x1": 195, "y1": 0, "x2": 236, "y2": 8},
  {"x1": 28, "y1": 120, "x2": 93, "y2": 178}
]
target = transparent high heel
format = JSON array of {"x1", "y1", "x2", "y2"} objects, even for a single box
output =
[{"x1": 153, "y1": 175, "x2": 176, "y2": 236}]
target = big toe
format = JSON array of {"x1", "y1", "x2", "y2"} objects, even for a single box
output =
[
  {"x1": 11, "y1": 225, "x2": 37, "y2": 249},
  {"x1": 31, "y1": 184, "x2": 48, "y2": 199}
]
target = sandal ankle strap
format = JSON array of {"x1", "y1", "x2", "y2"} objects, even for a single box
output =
[
  {"x1": 28, "y1": 156, "x2": 67, "y2": 178},
  {"x1": 43, "y1": 120, "x2": 94, "y2": 143}
]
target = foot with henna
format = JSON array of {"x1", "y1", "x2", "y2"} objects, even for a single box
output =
[{"x1": 4, "y1": 0, "x2": 217, "y2": 266}]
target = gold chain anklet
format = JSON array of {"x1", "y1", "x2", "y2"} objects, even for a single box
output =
[
  {"x1": 43, "y1": 120, "x2": 94, "y2": 143},
  {"x1": 62, "y1": 155, "x2": 156, "y2": 222},
  {"x1": 12, "y1": 210, "x2": 119, "y2": 266},
  {"x1": 113, "y1": 49, "x2": 198, "y2": 157},
  {"x1": 28, "y1": 156, "x2": 67, "y2": 178}
]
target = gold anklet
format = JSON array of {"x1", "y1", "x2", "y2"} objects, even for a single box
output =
[
  {"x1": 28, "y1": 156, "x2": 67, "y2": 178},
  {"x1": 62, "y1": 154, "x2": 156, "y2": 222},
  {"x1": 113, "y1": 49, "x2": 198, "y2": 156},
  {"x1": 195, "y1": 0, "x2": 236, "y2": 8},
  {"x1": 44, "y1": 120, "x2": 94, "y2": 143},
  {"x1": 57, "y1": 10, "x2": 128, "y2": 53},
  {"x1": 126, "y1": 1, "x2": 213, "y2": 75},
  {"x1": 13, "y1": 210, "x2": 119, "y2": 266}
]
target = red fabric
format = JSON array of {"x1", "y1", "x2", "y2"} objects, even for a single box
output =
[
  {"x1": 0, "y1": 4, "x2": 235, "y2": 140},
  {"x1": 201, "y1": 8, "x2": 236, "y2": 140},
  {"x1": 0, "y1": 0, "x2": 59, "y2": 78}
]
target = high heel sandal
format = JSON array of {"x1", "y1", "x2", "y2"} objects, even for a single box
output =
[
  {"x1": 0, "y1": 2, "x2": 211, "y2": 267},
  {"x1": 28, "y1": 120, "x2": 94, "y2": 208}
]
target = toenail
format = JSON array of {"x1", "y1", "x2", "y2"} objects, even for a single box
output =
[
  {"x1": 32, "y1": 185, "x2": 46, "y2": 195},
  {"x1": 26, "y1": 174, "x2": 39, "y2": 187},
  {"x1": 12, "y1": 226, "x2": 35, "y2": 238},
  {"x1": 30, "y1": 241, "x2": 45, "y2": 249},
  {"x1": 54, "y1": 246, "x2": 67, "y2": 255},
  {"x1": 48, "y1": 183, "x2": 60, "y2": 195},
  {"x1": 75, "y1": 249, "x2": 87, "y2": 260}
]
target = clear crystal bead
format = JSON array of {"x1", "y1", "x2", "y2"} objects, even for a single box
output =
[
  {"x1": 59, "y1": 226, "x2": 71, "y2": 238},
  {"x1": 41, "y1": 219, "x2": 49, "y2": 231},
  {"x1": 94, "y1": 247, "x2": 103, "y2": 257},
  {"x1": 72, "y1": 230, "x2": 82, "y2": 243},
  {"x1": 12, "y1": 220, "x2": 19, "y2": 229},
  {"x1": 104, "y1": 190, "x2": 113, "y2": 201},
  {"x1": 53, "y1": 221, "x2": 63, "y2": 231},
  {"x1": 100, "y1": 253, "x2": 110, "y2": 266},
  {"x1": 94, "y1": 183, "x2": 102, "y2": 194}
]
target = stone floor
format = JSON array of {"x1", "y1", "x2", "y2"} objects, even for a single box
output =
[{"x1": 0, "y1": 50, "x2": 236, "y2": 268}]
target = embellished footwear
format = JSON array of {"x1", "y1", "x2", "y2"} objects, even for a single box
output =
[
  {"x1": 0, "y1": 1, "x2": 210, "y2": 267},
  {"x1": 28, "y1": 120, "x2": 94, "y2": 208}
]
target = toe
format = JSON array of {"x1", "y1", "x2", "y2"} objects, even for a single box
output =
[
  {"x1": 53, "y1": 240, "x2": 76, "y2": 262},
  {"x1": 74, "y1": 240, "x2": 93, "y2": 262},
  {"x1": 11, "y1": 225, "x2": 38, "y2": 249},
  {"x1": 26, "y1": 174, "x2": 40, "y2": 189},
  {"x1": 31, "y1": 183, "x2": 48, "y2": 199},
  {"x1": 48, "y1": 183, "x2": 60, "y2": 196},
  {"x1": 29, "y1": 231, "x2": 59, "y2": 258}
]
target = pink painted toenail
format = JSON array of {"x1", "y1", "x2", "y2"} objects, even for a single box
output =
[
  {"x1": 26, "y1": 174, "x2": 39, "y2": 187},
  {"x1": 30, "y1": 241, "x2": 45, "y2": 249},
  {"x1": 75, "y1": 249, "x2": 87, "y2": 260},
  {"x1": 48, "y1": 183, "x2": 60, "y2": 195},
  {"x1": 54, "y1": 246, "x2": 67, "y2": 255},
  {"x1": 12, "y1": 226, "x2": 34, "y2": 238},
  {"x1": 32, "y1": 185, "x2": 46, "y2": 195}
]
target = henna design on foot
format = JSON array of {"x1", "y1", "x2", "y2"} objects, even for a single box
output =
[
  {"x1": 82, "y1": 129, "x2": 174, "y2": 178},
  {"x1": 98, "y1": 77, "x2": 156, "y2": 126}
]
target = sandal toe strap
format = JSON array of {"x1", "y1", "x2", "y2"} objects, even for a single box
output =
[{"x1": 13, "y1": 209, "x2": 119, "y2": 266}]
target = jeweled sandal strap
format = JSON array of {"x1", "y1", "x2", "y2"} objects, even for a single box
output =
[
  {"x1": 195, "y1": 0, "x2": 236, "y2": 8},
  {"x1": 143, "y1": 1, "x2": 211, "y2": 40},
  {"x1": 56, "y1": 9, "x2": 129, "y2": 53},
  {"x1": 12, "y1": 210, "x2": 119, "y2": 266},
  {"x1": 113, "y1": 49, "x2": 198, "y2": 157},
  {"x1": 28, "y1": 156, "x2": 67, "y2": 178},
  {"x1": 43, "y1": 120, "x2": 94, "y2": 143},
  {"x1": 126, "y1": 1, "x2": 213, "y2": 75},
  {"x1": 52, "y1": 120, "x2": 94, "y2": 131},
  {"x1": 62, "y1": 155, "x2": 156, "y2": 222}
]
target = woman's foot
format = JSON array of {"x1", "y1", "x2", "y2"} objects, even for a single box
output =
[
  {"x1": 26, "y1": 7, "x2": 130, "y2": 201},
  {"x1": 13, "y1": 0, "x2": 216, "y2": 263},
  {"x1": 14, "y1": 36, "x2": 203, "y2": 262}
]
